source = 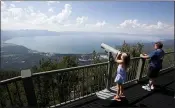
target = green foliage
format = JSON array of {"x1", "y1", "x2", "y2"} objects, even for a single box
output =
[
  {"x1": 164, "y1": 48, "x2": 173, "y2": 52},
  {"x1": 31, "y1": 56, "x2": 78, "y2": 107},
  {"x1": 32, "y1": 56, "x2": 78, "y2": 73},
  {"x1": 0, "y1": 70, "x2": 19, "y2": 81},
  {"x1": 92, "y1": 50, "x2": 101, "y2": 64},
  {"x1": 118, "y1": 40, "x2": 144, "y2": 57},
  {"x1": 59, "y1": 56, "x2": 78, "y2": 68},
  {"x1": 92, "y1": 50, "x2": 107, "y2": 64}
]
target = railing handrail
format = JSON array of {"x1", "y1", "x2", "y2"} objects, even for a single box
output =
[
  {"x1": 32, "y1": 62, "x2": 108, "y2": 77},
  {"x1": 33, "y1": 52, "x2": 174, "y2": 77},
  {"x1": 0, "y1": 76, "x2": 22, "y2": 85},
  {"x1": 164, "y1": 51, "x2": 175, "y2": 54},
  {"x1": 32, "y1": 57, "x2": 148, "y2": 77},
  {"x1": 0, "y1": 51, "x2": 174, "y2": 83}
]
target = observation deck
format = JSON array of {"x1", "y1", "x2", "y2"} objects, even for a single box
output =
[{"x1": 0, "y1": 52, "x2": 174, "y2": 108}]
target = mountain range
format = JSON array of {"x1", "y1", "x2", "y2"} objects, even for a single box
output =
[{"x1": 1, "y1": 29, "x2": 173, "y2": 42}]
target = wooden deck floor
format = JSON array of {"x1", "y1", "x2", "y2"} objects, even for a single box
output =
[{"x1": 61, "y1": 69, "x2": 175, "y2": 108}]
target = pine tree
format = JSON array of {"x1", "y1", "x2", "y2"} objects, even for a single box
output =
[
  {"x1": 92, "y1": 50, "x2": 101, "y2": 64},
  {"x1": 32, "y1": 56, "x2": 78, "y2": 106}
]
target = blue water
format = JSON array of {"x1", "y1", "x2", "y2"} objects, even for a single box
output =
[{"x1": 5, "y1": 34, "x2": 168, "y2": 54}]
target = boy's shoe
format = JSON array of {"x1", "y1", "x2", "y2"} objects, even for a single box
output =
[
  {"x1": 151, "y1": 85, "x2": 155, "y2": 90},
  {"x1": 142, "y1": 84, "x2": 151, "y2": 91}
]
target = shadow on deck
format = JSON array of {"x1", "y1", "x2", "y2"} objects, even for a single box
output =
[{"x1": 60, "y1": 69, "x2": 175, "y2": 108}]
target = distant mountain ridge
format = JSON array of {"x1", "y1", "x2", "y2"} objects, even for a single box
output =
[
  {"x1": 1, "y1": 29, "x2": 173, "y2": 42},
  {"x1": 142, "y1": 39, "x2": 174, "y2": 53},
  {"x1": 1, "y1": 30, "x2": 60, "y2": 41}
]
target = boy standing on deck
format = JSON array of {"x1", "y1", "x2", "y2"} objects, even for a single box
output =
[{"x1": 140, "y1": 41, "x2": 165, "y2": 91}]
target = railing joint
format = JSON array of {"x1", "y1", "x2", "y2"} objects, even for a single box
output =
[{"x1": 21, "y1": 69, "x2": 38, "y2": 108}]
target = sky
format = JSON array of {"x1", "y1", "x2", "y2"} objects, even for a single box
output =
[{"x1": 1, "y1": 1, "x2": 174, "y2": 35}]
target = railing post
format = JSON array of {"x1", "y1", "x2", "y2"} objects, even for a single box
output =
[
  {"x1": 106, "y1": 52, "x2": 113, "y2": 90},
  {"x1": 21, "y1": 69, "x2": 38, "y2": 107},
  {"x1": 136, "y1": 58, "x2": 146, "y2": 81},
  {"x1": 173, "y1": 52, "x2": 175, "y2": 68}
]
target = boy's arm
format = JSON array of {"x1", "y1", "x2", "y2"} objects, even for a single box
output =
[
  {"x1": 140, "y1": 54, "x2": 150, "y2": 59},
  {"x1": 140, "y1": 51, "x2": 156, "y2": 59}
]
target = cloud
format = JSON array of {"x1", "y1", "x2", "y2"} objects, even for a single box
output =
[
  {"x1": 119, "y1": 19, "x2": 140, "y2": 28},
  {"x1": 95, "y1": 21, "x2": 106, "y2": 27},
  {"x1": 48, "y1": 8, "x2": 54, "y2": 13},
  {"x1": 118, "y1": 19, "x2": 170, "y2": 30},
  {"x1": 10, "y1": 4, "x2": 16, "y2": 8},
  {"x1": 117, "y1": 19, "x2": 173, "y2": 34},
  {"x1": 1, "y1": 1, "x2": 6, "y2": 11},
  {"x1": 48, "y1": 1, "x2": 55, "y2": 5},
  {"x1": 76, "y1": 16, "x2": 88, "y2": 25},
  {"x1": 1, "y1": 1, "x2": 5, "y2": 5},
  {"x1": 1, "y1": 2, "x2": 174, "y2": 35},
  {"x1": 47, "y1": 1, "x2": 59, "y2": 5},
  {"x1": 47, "y1": 4, "x2": 72, "y2": 24},
  {"x1": 12, "y1": 1, "x2": 21, "y2": 2},
  {"x1": 1, "y1": 3, "x2": 71, "y2": 25}
]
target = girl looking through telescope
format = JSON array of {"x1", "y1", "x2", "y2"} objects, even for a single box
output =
[{"x1": 114, "y1": 52, "x2": 130, "y2": 101}]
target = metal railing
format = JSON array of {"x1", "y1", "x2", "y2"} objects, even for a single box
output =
[
  {"x1": 32, "y1": 62, "x2": 108, "y2": 107},
  {"x1": 0, "y1": 76, "x2": 28, "y2": 108},
  {"x1": 0, "y1": 52, "x2": 174, "y2": 108},
  {"x1": 142, "y1": 52, "x2": 175, "y2": 77},
  {"x1": 110, "y1": 57, "x2": 141, "y2": 87}
]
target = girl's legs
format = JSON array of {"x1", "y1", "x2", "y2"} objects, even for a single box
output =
[
  {"x1": 114, "y1": 84, "x2": 121, "y2": 101},
  {"x1": 119, "y1": 85, "x2": 125, "y2": 97}
]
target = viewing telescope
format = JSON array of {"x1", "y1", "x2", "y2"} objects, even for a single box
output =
[{"x1": 101, "y1": 43, "x2": 121, "y2": 58}]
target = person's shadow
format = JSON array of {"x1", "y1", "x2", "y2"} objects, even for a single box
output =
[{"x1": 106, "y1": 97, "x2": 130, "y2": 108}]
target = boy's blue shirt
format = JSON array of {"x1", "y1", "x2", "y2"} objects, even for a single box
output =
[{"x1": 148, "y1": 49, "x2": 165, "y2": 69}]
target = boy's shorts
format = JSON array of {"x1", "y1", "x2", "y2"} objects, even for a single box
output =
[{"x1": 148, "y1": 66, "x2": 160, "y2": 78}]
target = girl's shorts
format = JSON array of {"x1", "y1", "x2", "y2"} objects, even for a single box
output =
[{"x1": 114, "y1": 74, "x2": 125, "y2": 84}]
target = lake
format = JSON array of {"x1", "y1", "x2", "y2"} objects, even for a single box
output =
[{"x1": 5, "y1": 34, "x2": 166, "y2": 54}]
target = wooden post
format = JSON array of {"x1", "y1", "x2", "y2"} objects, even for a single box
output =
[
  {"x1": 136, "y1": 58, "x2": 146, "y2": 81},
  {"x1": 106, "y1": 52, "x2": 113, "y2": 90},
  {"x1": 174, "y1": 52, "x2": 175, "y2": 68},
  {"x1": 21, "y1": 69, "x2": 38, "y2": 107}
]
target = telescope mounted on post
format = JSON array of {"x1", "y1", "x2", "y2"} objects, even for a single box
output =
[{"x1": 101, "y1": 43, "x2": 121, "y2": 59}]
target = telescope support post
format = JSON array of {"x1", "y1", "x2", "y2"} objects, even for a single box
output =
[{"x1": 106, "y1": 52, "x2": 113, "y2": 90}]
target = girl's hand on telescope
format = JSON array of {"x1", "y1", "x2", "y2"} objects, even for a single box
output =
[
  {"x1": 117, "y1": 52, "x2": 121, "y2": 57},
  {"x1": 118, "y1": 52, "x2": 122, "y2": 55}
]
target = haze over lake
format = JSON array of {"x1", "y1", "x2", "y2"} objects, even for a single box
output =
[{"x1": 5, "y1": 33, "x2": 173, "y2": 54}]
